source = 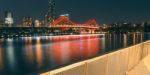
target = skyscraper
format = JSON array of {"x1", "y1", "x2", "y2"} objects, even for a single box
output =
[
  {"x1": 45, "y1": 0, "x2": 55, "y2": 25},
  {"x1": 22, "y1": 17, "x2": 33, "y2": 27},
  {"x1": 4, "y1": 11, "x2": 13, "y2": 27}
]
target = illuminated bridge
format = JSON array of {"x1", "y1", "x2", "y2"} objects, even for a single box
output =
[
  {"x1": 0, "y1": 15, "x2": 101, "y2": 38},
  {"x1": 49, "y1": 15, "x2": 100, "y2": 34}
]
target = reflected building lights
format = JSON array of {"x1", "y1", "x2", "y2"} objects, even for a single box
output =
[
  {"x1": 49, "y1": 35, "x2": 100, "y2": 64},
  {"x1": 25, "y1": 37, "x2": 34, "y2": 64},
  {"x1": 136, "y1": 33, "x2": 139, "y2": 43},
  {"x1": 87, "y1": 38, "x2": 92, "y2": 56},
  {"x1": 60, "y1": 42, "x2": 70, "y2": 64},
  {"x1": 0, "y1": 47, "x2": 3, "y2": 70},
  {"x1": 6, "y1": 39, "x2": 16, "y2": 70},
  {"x1": 119, "y1": 34, "x2": 122, "y2": 47},
  {"x1": 133, "y1": 33, "x2": 136, "y2": 45},
  {"x1": 79, "y1": 37, "x2": 84, "y2": 58},
  {"x1": 109, "y1": 34, "x2": 112, "y2": 50},
  {"x1": 48, "y1": 41, "x2": 71, "y2": 64},
  {"x1": 81, "y1": 38, "x2": 100, "y2": 57},
  {"x1": 48, "y1": 44, "x2": 56, "y2": 66},
  {"x1": 83, "y1": 40, "x2": 90, "y2": 57},
  {"x1": 101, "y1": 37, "x2": 106, "y2": 52},
  {"x1": 36, "y1": 37, "x2": 43, "y2": 68},
  {"x1": 140, "y1": 33, "x2": 143, "y2": 42},
  {"x1": 123, "y1": 34, "x2": 127, "y2": 47},
  {"x1": 114, "y1": 34, "x2": 116, "y2": 48},
  {"x1": 52, "y1": 43, "x2": 62, "y2": 64}
]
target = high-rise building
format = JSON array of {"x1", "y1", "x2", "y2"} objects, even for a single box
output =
[
  {"x1": 45, "y1": 0, "x2": 55, "y2": 25},
  {"x1": 34, "y1": 20, "x2": 42, "y2": 27},
  {"x1": 22, "y1": 17, "x2": 33, "y2": 27},
  {"x1": 4, "y1": 11, "x2": 13, "y2": 27}
]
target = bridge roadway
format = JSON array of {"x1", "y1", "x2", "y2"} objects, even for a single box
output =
[{"x1": 50, "y1": 24, "x2": 99, "y2": 29}]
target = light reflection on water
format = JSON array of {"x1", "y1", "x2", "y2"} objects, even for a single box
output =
[
  {"x1": 6, "y1": 39, "x2": 17, "y2": 70},
  {"x1": 35, "y1": 37, "x2": 43, "y2": 68},
  {"x1": 0, "y1": 46, "x2": 3, "y2": 70},
  {"x1": 0, "y1": 33, "x2": 149, "y2": 75},
  {"x1": 123, "y1": 34, "x2": 127, "y2": 47}
]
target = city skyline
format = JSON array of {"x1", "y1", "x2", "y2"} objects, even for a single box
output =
[{"x1": 0, "y1": 0, "x2": 150, "y2": 24}]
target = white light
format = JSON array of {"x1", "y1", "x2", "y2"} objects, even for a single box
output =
[
  {"x1": 35, "y1": 20, "x2": 40, "y2": 27},
  {"x1": 60, "y1": 14, "x2": 69, "y2": 16},
  {"x1": 5, "y1": 18, "x2": 13, "y2": 25}
]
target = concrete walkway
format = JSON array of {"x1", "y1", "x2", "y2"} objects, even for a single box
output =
[{"x1": 126, "y1": 54, "x2": 150, "y2": 75}]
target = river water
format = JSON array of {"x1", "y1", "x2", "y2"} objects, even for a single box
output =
[{"x1": 0, "y1": 33, "x2": 149, "y2": 75}]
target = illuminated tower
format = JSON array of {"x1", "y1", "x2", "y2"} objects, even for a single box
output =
[
  {"x1": 4, "y1": 11, "x2": 13, "y2": 27},
  {"x1": 45, "y1": 0, "x2": 55, "y2": 24}
]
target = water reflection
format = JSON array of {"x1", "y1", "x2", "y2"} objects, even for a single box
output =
[
  {"x1": 49, "y1": 36, "x2": 100, "y2": 64},
  {"x1": 101, "y1": 37, "x2": 105, "y2": 51},
  {"x1": 123, "y1": 34, "x2": 127, "y2": 47},
  {"x1": 0, "y1": 45, "x2": 3, "y2": 70},
  {"x1": 113, "y1": 33, "x2": 116, "y2": 49},
  {"x1": 6, "y1": 39, "x2": 17, "y2": 70},
  {"x1": 140, "y1": 33, "x2": 143, "y2": 42},
  {"x1": 24, "y1": 37, "x2": 34, "y2": 64},
  {"x1": 0, "y1": 34, "x2": 149, "y2": 75},
  {"x1": 132, "y1": 33, "x2": 143, "y2": 45},
  {"x1": 35, "y1": 37, "x2": 43, "y2": 68},
  {"x1": 109, "y1": 34, "x2": 112, "y2": 50},
  {"x1": 52, "y1": 42, "x2": 64, "y2": 64},
  {"x1": 59, "y1": 41, "x2": 71, "y2": 64}
]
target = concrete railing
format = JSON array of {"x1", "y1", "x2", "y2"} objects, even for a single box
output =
[{"x1": 40, "y1": 40, "x2": 150, "y2": 75}]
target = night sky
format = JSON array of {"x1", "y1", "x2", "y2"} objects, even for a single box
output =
[{"x1": 0, "y1": 0, "x2": 150, "y2": 24}]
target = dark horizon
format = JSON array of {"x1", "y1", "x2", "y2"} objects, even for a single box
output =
[{"x1": 0, "y1": 0, "x2": 150, "y2": 24}]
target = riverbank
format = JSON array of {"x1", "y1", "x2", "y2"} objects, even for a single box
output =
[
  {"x1": 0, "y1": 33, "x2": 149, "y2": 75},
  {"x1": 40, "y1": 40, "x2": 150, "y2": 75}
]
